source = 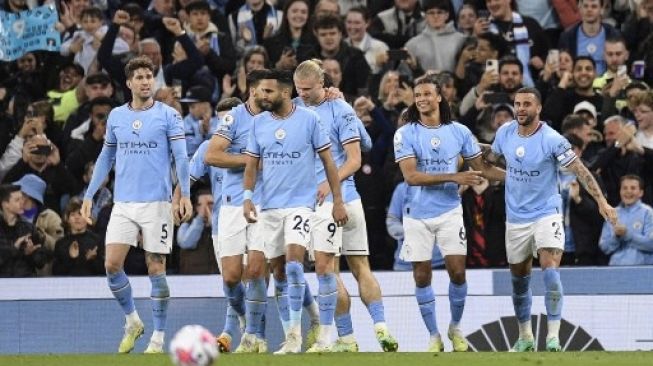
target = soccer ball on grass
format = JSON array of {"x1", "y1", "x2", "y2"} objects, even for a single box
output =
[{"x1": 169, "y1": 325, "x2": 219, "y2": 366}]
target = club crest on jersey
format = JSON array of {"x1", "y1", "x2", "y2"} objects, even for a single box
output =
[
  {"x1": 223, "y1": 114, "x2": 234, "y2": 126},
  {"x1": 430, "y1": 136, "x2": 441, "y2": 150},
  {"x1": 275, "y1": 128, "x2": 286, "y2": 140},
  {"x1": 132, "y1": 120, "x2": 143, "y2": 130},
  {"x1": 515, "y1": 146, "x2": 525, "y2": 162},
  {"x1": 633, "y1": 221, "x2": 642, "y2": 230}
]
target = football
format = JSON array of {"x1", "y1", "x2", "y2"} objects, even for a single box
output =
[{"x1": 169, "y1": 325, "x2": 219, "y2": 366}]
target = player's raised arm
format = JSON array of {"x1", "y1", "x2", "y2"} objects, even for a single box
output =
[{"x1": 566, "y1": 158, "x2": 618, "y2": 226}]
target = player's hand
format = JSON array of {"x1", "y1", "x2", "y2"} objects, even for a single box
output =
[
  {"x1": 316, "y1": 181, "x2": 330, "y2": 206},
  {"x1": 614, "y1": 224, "x2": 627, "y2": 237},
  {"x1": 81, "y1": 199, "x2": 93, "y2": 225},
  {"x1": 243, "y1": 200, "x2": 258, "y2": 223},
  {"x1": 454, "y1": 170, "x2": 483, "y2": 186},
  {"x1": 324, "y1": 87, "x2": 344, "y2": 101},
  {"x1": 179, "y1": 197, "x2": 193, "y2": 223},
  {"x1": 332, "y1": 202, "x2": 348, "y2": 227},
  {"x1": 599, "y1": 201, "x2": 618, "y2": 227}
]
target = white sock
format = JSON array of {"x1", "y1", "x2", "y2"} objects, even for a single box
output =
[
  {"x1": 307, "y1": 301, "x2": 320, "y2": 324},
  {"x1": 374, "y1": 322, "x2": 387, "y2": 332},
  {"x1": 340, "y1": 334, "x2": 356, "y2": 343},
  {"x1": 318, "y1": 324, "x2": 332, "y2": 344},
  {"x1": 547, "y1": 320, "x2": 561, "y2": 340},
  {"x1": 151, "y1": 330, "x2": 165, "y2": 344},
  {"x1": 430, "y1": 333, "x2": 442, "y2": 342},
  {"x1": 126, "y1": 311, "x2": 141, "y2": 326},
  {"x1": 519, "y1": 320, "x2": 534, "y2": 340},
  {"x1": 449, "y1": 322, "x2": 461, "y2": 334},
  {"x1": 288, "y1": 325, "x2": 301, "y2": 338}
]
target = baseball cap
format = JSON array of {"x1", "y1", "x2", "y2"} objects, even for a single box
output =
[
  {"x1": 179, "y1": 85, "x2": 212, "y2": 103},
  {"x1": 573, "y1": 101, "x2": 597, "y2": 119}
]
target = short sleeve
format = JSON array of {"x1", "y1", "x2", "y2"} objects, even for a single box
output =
[
  {"x1": 245, "y1": 117, "x2": 260, "y2": 157},
  {"x1": 214, "y1": 110, "x2": 237, "y2": 141},
  {"x1": 336, "y1": 101, "x2": 361, "y2": 145},
  {"x1": 458, "y1": 123, "x2": 482, "y2": 160},
  {"x1": 393, "y1": 126, "x2": 415, "y2": 162},
  {"x1": 551, "y1": 132, "x2": 577, "y2": 167},
  {"x1": 312, "y1": 113, "x2": 331, "y2": 152},
  {"x1": 167, "y1": 107, "x2": 185, "y2": 142}
]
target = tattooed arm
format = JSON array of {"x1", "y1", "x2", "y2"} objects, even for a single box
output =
[{"x1": 567, "y1": 158, "x2": 618, "y2": 226}]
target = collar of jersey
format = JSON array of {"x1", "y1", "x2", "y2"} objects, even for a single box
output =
[
  {"x1": 244, "y1": 101, "x2": 256, "y2": 116},
  {"x1": 516, "y1": 121, "x2": 543, "y2": 138},
  {"x1": 128, "y1": 100, "x2": 156, "y2": 112},
  {"x1": 271, "y1": 104, "x2": 296, "y2": 120},
  {"x1": 416, "y1": 120, "x2": 443, "y2": 129}
]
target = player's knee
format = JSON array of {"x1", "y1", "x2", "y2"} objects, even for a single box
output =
[
  {"x1": 104, "y1": 260, "x2": 122, "y2": 274},
  {"x1": 222, "y1": 271, "x2": 241, "y2": 288},
  {"x1": 245, "y1": 263, "x2": 264, "y2": 279},
  {"x1": 413, "y1": 270, "x2": 432, "y2": 287},
  {"x1": 314, "y1": 259, "x2": 334, "y2": 275},
  {"x1": 449, "y1": 270, "x2": 466, "y2": 285}
]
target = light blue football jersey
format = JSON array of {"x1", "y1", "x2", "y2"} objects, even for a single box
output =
[
  {"x1": 183, "y1": 113, "x2": 220, "y2": 158},
  {"x1": 213, "y1": 103, "x2": 263, "y2": 206},
  {"x1": 85, "y1": 101, "x2": 190, "y2": 202},
  {"x1": 394, "y1": 121, "x2": 481, "y2": 219},
  {"x1": 294, "y1": 98, "x2": 361, "y2": 203},
  {"x1": 246, "y1": 105, "x2": 331, "y2": 210},
  {"x1": 491, "y1": 121, "x2": 577, "y2": 224},
  {"x1": 189, "y1": 140, "x2": 223, "y2": 235}
]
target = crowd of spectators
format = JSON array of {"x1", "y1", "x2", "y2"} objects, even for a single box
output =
[{"x1": 1, "y1": 0, "x2": 653, "y2": 277}]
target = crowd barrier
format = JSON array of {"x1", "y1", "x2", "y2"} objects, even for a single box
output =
[{"x1": 1, "y1": 267, "x2": 651, "y2": 353}]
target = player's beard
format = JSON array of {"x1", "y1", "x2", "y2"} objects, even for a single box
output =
[
  {"x1": 266, "y1": 98, "x2": 284, "y2": 113},
  {"x1": 517, "y1": 112, "x2": 536, "y2": 125}
]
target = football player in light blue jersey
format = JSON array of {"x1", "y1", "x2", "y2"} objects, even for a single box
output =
[
  {"x1": 243, "y1": 69, "x2": 348, "y2": 354},
  {"x1": 394, "y1": 75, "x2": 505, "y2": 353},
  {"x1": 81, "y1": 56, "x2": 192, "y2": 354},
  {"x1": 293, "y1": 59, "x2": 398, "y2": 353},
  {"x1": 487, "y1": 87, "x2": 617, "y2": 352},
  {"x1": 205, "y1": 72, "x2": 273, "y2": 353}
]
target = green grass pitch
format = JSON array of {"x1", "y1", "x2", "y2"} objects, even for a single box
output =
[{"x1": 2, "y1": 352, "x2": 651, "y2": 366}]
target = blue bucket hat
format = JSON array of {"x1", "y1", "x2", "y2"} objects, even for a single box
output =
[{"x1": 14, "y1": 174, "x2": 46, "y2": 205}]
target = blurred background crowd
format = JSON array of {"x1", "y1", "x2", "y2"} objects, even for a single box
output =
[{"x1": 1, "y1": 0, "x2": 653, "y2": 277}]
